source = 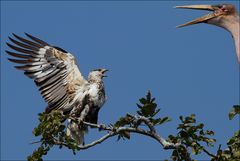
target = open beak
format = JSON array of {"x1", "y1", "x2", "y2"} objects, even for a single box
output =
[
  {"x1": 102, "y1": 69, "x2": 109, "y2": 77},
  {"x1": 175, "y1": 4, "x2": 225, "y2": 28}
]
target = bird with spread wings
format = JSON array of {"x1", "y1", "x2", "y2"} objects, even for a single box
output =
[{"x1": 6, "y1": 33, "x2": 108, "y2": 145}]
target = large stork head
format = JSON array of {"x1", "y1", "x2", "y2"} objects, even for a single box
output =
[
  {"x1": 176, "y1": 4, "x2": 238, "y2": 29},
  {"x1": 176, "y1": 4, "x2": 240, "y2": 63}
]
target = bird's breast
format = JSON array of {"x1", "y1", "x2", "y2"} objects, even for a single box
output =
[{"x1": 88, "y1": 83, "x2": 106, "y2": 107}]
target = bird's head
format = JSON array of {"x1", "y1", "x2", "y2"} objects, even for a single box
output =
[
  {"x1": 88, "y1": 68, "x2": 108, "y2": 82},
  {"x1": 176, "y1": 4, "x2": 239, "y2": 29}
]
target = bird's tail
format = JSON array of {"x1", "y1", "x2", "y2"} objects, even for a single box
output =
[{"x1": 67, "y1": 119, "x2": 88, "y2": 145}]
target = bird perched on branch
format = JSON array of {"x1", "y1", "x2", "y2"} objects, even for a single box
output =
[
  {"x1": 176, "y1": 4, "x2": 240, "y2": 63},
  {"x1": 6, "y1": 33, "x2": 108, "y2": 145}
]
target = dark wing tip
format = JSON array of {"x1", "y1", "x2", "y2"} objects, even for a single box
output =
[
  {"x1": 8, "y1": 58, "x2": 30, "y2": 64},
  {"x1": 12, "y1": 33, "x2": 22, "y2": 39},
  {"x1": 24, "y1": 33, "x2": 49, "y2": 46},
  {"x1": 24, "y1": 32, "x2": 31, "y2": 37},
  {"x1": 6, "y1": 42, "x2": 17, "y2": 50},
  {"x1": 5, "y1": 50, "x2": 12, "y2": 55},
  {"x1": 6, "y1": 42, "x2": 12, "y2": 48},
  {"x1": 8, "y1": 58, "x2": 21, "y2": 64},
  {"x1": 12, "y1": 33, "x2": 44, "y2": 48},
  {"x1": 8, "y1": 36, "x2": 15, "y2": 42}
]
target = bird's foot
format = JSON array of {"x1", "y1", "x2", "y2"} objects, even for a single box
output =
[{"x1": 98, "y1": 124, "x2": 106, "y2": 131}]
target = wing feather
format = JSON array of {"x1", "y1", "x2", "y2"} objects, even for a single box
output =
[
  {"x1": 25, "y1": 33, "x2": 49, "y2": 46},
  {"x1": 8, "y1": 37, "x2": 39, "y2": 51},
  {"x1": 6, "y1": 43, "x2": 37, "y2": 55},
  {"x1": 37, "y1": 70, "x2": 65, "y2": 87},
  {"x1": 7, "y1": 34, "x2": 87, "y2": 112},
  {"x1": 8, "y1": 58, "x2": 34, "y2": 64},
  {"x1": 13, "y1": 33, "x2": 44, "y2": 48},
  {"x1": 6, "y1": 50, "x2": 33, "y2": 59}
]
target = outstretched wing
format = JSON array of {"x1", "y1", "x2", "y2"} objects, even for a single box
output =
[{"x1": 6, "y1": 33, "x2": 87, "y2": 112}]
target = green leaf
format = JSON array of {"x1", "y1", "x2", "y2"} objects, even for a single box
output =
[
  {"x1": 159, "y1": 117, "x2": 171, "y2": 125},
  {"x1": 151, "y1": 97, "x2": 156, "y2": 103},
  {"x1": 179, "y1": 116, "x2": 183, "y2": 121},
  {"x1": 192, "y1": 146, "x2": 197, "y2": 155},
  {"x1": 196, "y1": 123, "x2": 204, "y2": 129},
  {"x1": 168, "y1": 135, "x2": 179, "y2": 144},
  {"x1": 139, "y1": 98, "x2": 147, "y2": 104},
  {"x1": 136, "y1": 91, "x2": 163, "y2": 118},
  {"x1": 118, "y1": 131, "x2": 131, "y2": 140},
  {"x1": 152, "y1": 108, "x2": 160, "y2": 117},
  {"x1": 146, "y1": 90, "x2": 151, "y2": 102},
  {"x1": 122, "y1": 131, "x2": 130, "y2": 139},
  {"x1": 114, "y1": 114, "x2": 133, "y2": 128},
  {"x1": 206, "y1": 130, "x2": 214, "y2": 136},
  {"x1": 190, "y1": 114, "x2": 196, "y2": 118},
  {"x1": 141, "y1": 103, "x2": 157, "y2": 117},
  {"x1": 228, "y1": 137, "x2": 235, "y2": 145},
  {"x1": 171, "y1": 149, "x2": 178, "y2": 161},
  {"x1": 136, "y1": 103, "x2": 142, "y2": 109},
  {"x1": 229, "y1": 105, "x2": 240, "y2": 120},
  {"x1": 151, "y1": 118, "x2": 162, "y2": 125},
  {"x1": 179, "y1": 130, "x2": 189, "y2": 138}
]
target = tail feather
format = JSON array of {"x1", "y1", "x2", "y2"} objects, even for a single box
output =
[{"x1": 67, "y1": 119, "x2": 88, "y2": 145}]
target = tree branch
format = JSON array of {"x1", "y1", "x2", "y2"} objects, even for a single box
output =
[{"x1": 55, "y1": 116, "x2": 181, "y2": 151}]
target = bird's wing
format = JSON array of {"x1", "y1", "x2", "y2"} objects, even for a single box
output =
[{"x1": 6, "y1": 33, "x2": 88, "y2": 112}]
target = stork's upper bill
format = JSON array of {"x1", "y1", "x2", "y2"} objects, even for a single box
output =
[{"x1": 175, "y1": 4, "x2": 238, "y2": 28}]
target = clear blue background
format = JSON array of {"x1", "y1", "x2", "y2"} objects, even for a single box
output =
[{"x1": 1, "y1": 1, "x2": 239, "y2": 160}]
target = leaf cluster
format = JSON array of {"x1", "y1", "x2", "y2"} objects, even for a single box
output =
[
  {"x1": 213, "y1": 131, "x2": 240, "y2": 161},
  {"x1": 229, "y1": 105, "x2": 240, "y2": 120},
  {"x1": 114, "y1": 91, "x2": 170, "y2": 140},
  {"x1": 28, "y1": 110, "x2": 79, "y2": 161},
  {"x1": 137, "y1": 91, "x2": 171, "y2": 125},
  {"x1": 27, "y1": 92, "x2": 240, "y2": 161},
  {"x1": 114, "y1": 114, "x2": 134, "y2": 140},
  {"x1": 168, "y1": 114, "x2": 216, "y2": 160},
  {"x1": 213, "y1": 105, "x2": 240, "y2": 161}
]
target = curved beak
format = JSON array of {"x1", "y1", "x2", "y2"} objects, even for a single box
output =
[{"x1": 175, "y1": 4, "x2": 224, "y2": 28}]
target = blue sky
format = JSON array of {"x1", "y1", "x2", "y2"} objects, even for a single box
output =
[{"x1": 1, "y1": 0, "x2": 239, "y2": 160}]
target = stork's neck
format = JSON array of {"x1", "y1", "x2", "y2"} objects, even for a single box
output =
[
  {"x1": 224, "y1": 15, "x2": 239, "y2": 38},
  {"x1": 221, "y1": 15, "x2": 240, "y2": 63},
  {"x1": 216, "y1": 14, "x2": 240, "y2": 63}
]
